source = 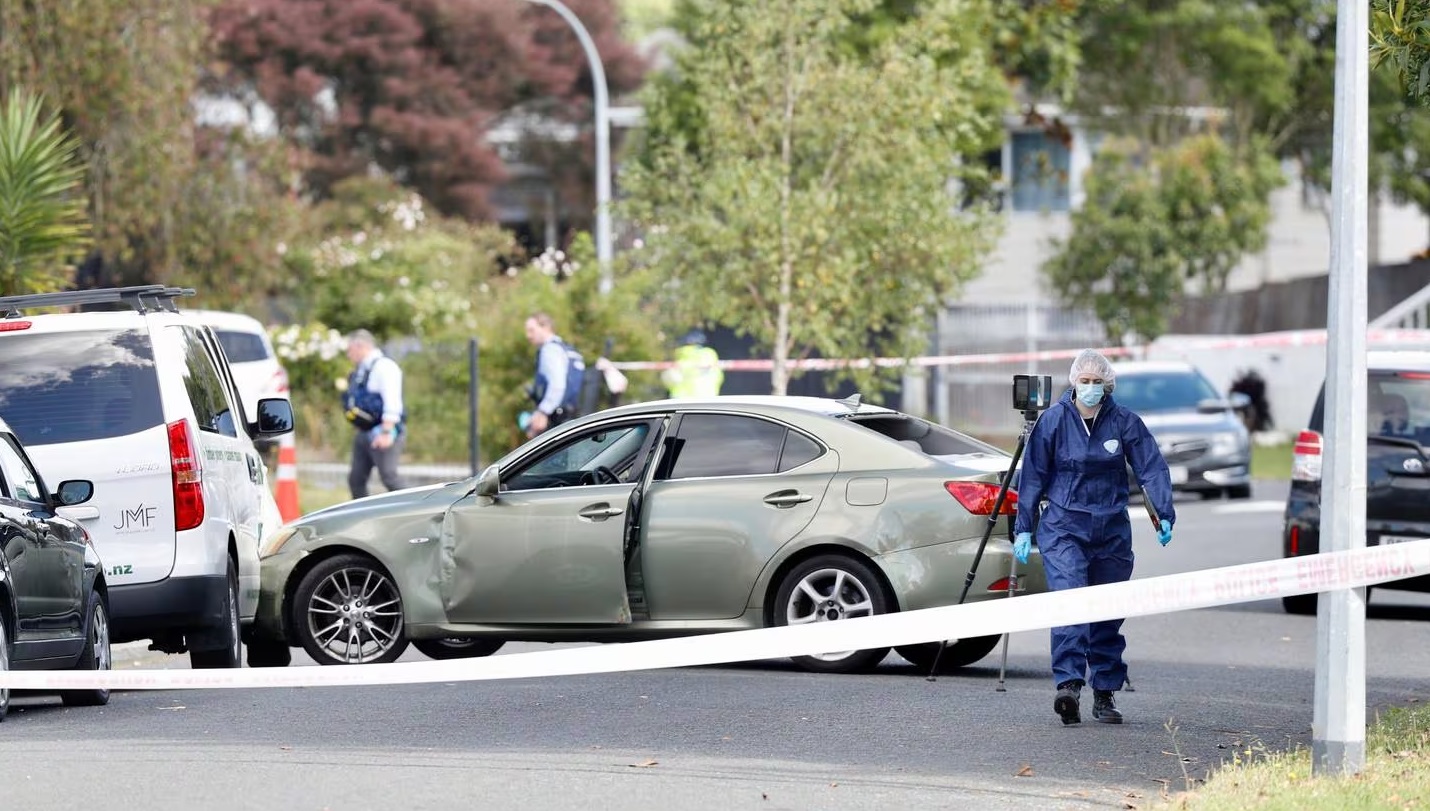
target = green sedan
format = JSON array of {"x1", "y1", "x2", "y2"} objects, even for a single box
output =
[{"x1": 248, "y1": 395, "x2": 1046, "y2": 674}]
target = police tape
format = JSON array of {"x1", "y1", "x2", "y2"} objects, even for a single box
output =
[
  {"x1": 604, "y1": 328, "x2": 1430, "y2": 372},
  {"x1": 3, "y1": 539, "x2": 1426, "y2": 691}
]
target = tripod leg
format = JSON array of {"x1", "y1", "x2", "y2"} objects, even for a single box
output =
[
  {"x1": 928, "y1": 416, "x2": 1035, "y2": 682},
  {"x1": 995, "y1": 557, "x2": 1018, "y2": 691}
]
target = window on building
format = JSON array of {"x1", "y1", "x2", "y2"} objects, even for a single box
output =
[{"x1": 1010, "y1": 130, "x2": 1071, "y2": 212}]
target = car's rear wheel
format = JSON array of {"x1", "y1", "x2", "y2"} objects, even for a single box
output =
[
  {"x1": 62, "y1": 590, "x2": 112, "y2": 707},
  {"x1": 0, "y1": 617, "x2": 10, "y2": 722},
  {"x1": 773, "y1": 554, "x2": 892, "y2": 674},
  {"x1": 1283, "y1": 593, "x2": 1317, "y2": 615},
  {"x1": 246, "y1": 635, "x2": 293, "y2": 668},
  {"x1": 293, "y1": 554, "x2": 409, "y2": 665},
  {"x1": 413, "y1": 638, "x2": 506, "y2": 660},
  {"x1": 191, "y1": 560, "x2": 242, "y2": 669},
  {"x1": 895, "y1": 636, "x2": 1003, "y2": 674}
]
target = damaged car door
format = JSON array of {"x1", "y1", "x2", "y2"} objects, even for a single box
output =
[{"x1": 439, "y1": 418, "x2": 662, "y2": 625}]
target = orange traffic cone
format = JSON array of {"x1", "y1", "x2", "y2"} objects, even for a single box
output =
[{"x1": 275, "y1": 432, "x2": 301, "y2": 523}]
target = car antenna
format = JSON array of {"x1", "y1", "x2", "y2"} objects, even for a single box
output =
[{"x1": 835, "y1": 393, "x2": 863, "y2": 411}]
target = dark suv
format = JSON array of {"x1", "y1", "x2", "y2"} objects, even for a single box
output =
[
  {"x1": 1281, "y1": 350, "x2": 1430, "y2": 614},
  {"x1": 0, "y1": 414, "x2": 110, "y2": 720}
]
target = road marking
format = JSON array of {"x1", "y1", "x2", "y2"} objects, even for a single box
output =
[{"x1": 1214, "y1": 501, "x2": 1286, "y2": 515}]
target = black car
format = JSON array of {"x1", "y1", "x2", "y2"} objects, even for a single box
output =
[
  {"x1": 0, "y1": 415, "x2": 110, "y2": 719},
  {"x1": 1281, "y1": 350, "x2": 1430, "y2": 614}
]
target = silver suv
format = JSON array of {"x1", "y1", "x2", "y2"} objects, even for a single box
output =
[{"x1": 0, "y1": 286, "x2": 295, "y2": 668}]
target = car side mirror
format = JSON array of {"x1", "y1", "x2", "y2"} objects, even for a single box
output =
[
  {"x1": 55, "y1": 479, "x2": 94, "y2": 507},
  {"x1": 1196, "y1": 397, "x2": 1233, "y2": 414},
  {"x1": 252, "y1": 398, "x2": 295, "y2": 438},
  {"x1": 475, "y1": 464, "x2": 501, "y2": 499}
]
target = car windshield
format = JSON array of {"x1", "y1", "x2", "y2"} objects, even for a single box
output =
[
  {"x1": 214, "y1": 329, "x2": 271, "y2": 363},
  {"x1": 1311, "y1": 370, "x2": 1430, "y2": 440},
  {"x1": 1111, "y1": 371, "x2": 1220, "y2": 414},
  {"x1": 0, "y1": 328, "x2": 163, "y2": 445}
]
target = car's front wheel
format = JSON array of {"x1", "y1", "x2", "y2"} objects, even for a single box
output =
[
  {"x1": 413, "y1": 638, "x2": 505, "y2": 660},
  {"x1": 773, "y1": 554, "x2": 893, "y2": 674},
  {"x1": 61, "y1": 590, "x2": 112, "y2": 707},
  {"x1": 292, "y1": 554, "x2": 409, "y2": 665},
  {"x1": 895, "y1": 636, "x2": 1002, "y2": 675}
]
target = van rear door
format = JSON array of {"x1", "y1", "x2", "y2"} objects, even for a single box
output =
[{"x1": 0, "y1": 324, "x2": 176, "y2": 584}]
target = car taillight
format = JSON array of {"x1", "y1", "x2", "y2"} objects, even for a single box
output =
[
  {"x1": 271, "y1": 367, "x2": 290, "y2": 395},
  {"x1": 945, "y1": 481, "x2": 1018, "y2": 515},
  {"x1": 987, "y1": 576, "x2": 1021, "y2": 592},
  {"x1": 1291, "y1": 429, "x2": 1323, "y2": 482},
  {"x1": 168, "y1": 419, "x2": 205, "y2": 531},
  {"x1": 0, "y1": 321, "x2": 32, "y2": 332},
  {"x1": 1289, "y1": 525, "x2": 1300, "y2": 556}
]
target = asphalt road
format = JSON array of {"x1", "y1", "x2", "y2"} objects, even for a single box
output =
[{"x1": 4, "y1": 480, "x2": 1429, "y2": 811}]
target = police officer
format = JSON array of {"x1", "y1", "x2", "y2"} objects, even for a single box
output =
[
  {"x1": 1012, "y1": 349, "x2": 1176, "y2": 726},
  {"x1": 523, "y1": 312, "x2": 585, "y2": 438},
  {"x1": 662, "y1": 329, "x2": 723, "y2": 398},
  {"x1": 342, "y1": 329, "x2": 405, "y2": 499}
]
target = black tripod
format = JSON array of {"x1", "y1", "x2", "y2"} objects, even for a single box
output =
[{"x1": 926, "y1": 407, "x2": 1043, "y2": 681}]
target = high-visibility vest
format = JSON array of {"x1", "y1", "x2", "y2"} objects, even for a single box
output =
[{"x1": 664, "y1": 345, "x2": 723, "y2": 398}]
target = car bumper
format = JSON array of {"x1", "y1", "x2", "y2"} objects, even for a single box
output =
[
  {"x1": 108, "y1": 575, "x2": 232, "y2": 644},
  {"x1": 876, "y1": 536, "x2": 1048, "y2": 613},
  {"x1": 1167, "y1": 454, "x2": 1250, "y2": 492},
  {"x1": 254, "y1": 550, "x2": 305, "y2": 643},
  {"x1": 1283, "y1": 506, "x2": 1430, "y2": 592}
]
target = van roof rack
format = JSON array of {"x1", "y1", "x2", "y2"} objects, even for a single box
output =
[{"x1": 0, "y1": 285, "x2": 196, "y2": 318}]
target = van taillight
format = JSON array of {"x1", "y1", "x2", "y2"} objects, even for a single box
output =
[
  {"x1": 945, "y1": 481, "x2": 1018, "y2": 515},
  {"x1": 168, "y1": 419, "x2": 205, "y2": 531},
  {"x1": 1291, "y1": 430, "x2": 1323, "y2": 482}
]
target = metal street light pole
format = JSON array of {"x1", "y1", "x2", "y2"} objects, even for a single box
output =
[
  {"x1": 523, "y1": 0, "x2": 613, "y2": 294},
  {"x1": 1313, "y1": 0, "x2": 1369, "y2": 777}
]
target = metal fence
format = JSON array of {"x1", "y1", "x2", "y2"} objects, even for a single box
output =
[{"x1": 932, "y1": 303, "x2": 1106, "y2": 439}]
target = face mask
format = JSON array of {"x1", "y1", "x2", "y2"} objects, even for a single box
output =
[{"x1": 1076, "y1": 383, "x2": 1105, "y2": 408}]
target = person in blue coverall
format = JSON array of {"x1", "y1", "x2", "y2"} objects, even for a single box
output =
[{"x1": 1012, "y1": 349, "x2": 1176, "y2": 725}]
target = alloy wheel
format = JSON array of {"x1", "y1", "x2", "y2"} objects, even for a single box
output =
[
  {"x1": 305, "y1": 566, "x2": 405, "y2": 664},
  {"x1": 784, "y1": 567, "x2": 876, "y2": 662}
]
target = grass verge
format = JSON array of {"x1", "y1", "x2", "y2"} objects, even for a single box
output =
[
  {"x1": 1158, "y1": 702, "x2": 1430, "y2": 809},
  {"x1": 299, "y1": 483, "x2": 352, "y2": 515},
  {"x1": 1250, "y1": 442, "x2": 1292, "y2": 482}
]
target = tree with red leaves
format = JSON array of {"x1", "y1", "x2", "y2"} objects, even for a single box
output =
[{"x1": 208, "y1": 0, "x2": 645, "y2": 223}]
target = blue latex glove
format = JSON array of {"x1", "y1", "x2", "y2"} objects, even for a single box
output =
[
  {"x1": 1157, "y1": 519, "x2": 1173, "y2": 546},
  {"x1": 1013, "y1": 531, "x2": 1032, "y2": 564}
]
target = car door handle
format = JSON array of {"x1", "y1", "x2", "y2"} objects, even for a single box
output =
[
  {"x1": 764, "y1": 491, "x2": 813, "y2": 508},
  {"x1": 578, "y1": 503, "x2": 625, "y2": 521}
]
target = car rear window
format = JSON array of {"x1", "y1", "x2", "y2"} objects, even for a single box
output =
[
  {"x1": 1309, "y1": 370, "x2": 1430, "y2": 438},
  {"x1": 0, "y1": 328, "x2": 163, "y2": 445},
  {"x1": 214, "y1": 329, "x2": 271, "y2": 363},
  {"x1": 1111, "y1": 371, "x2": 1220, "y2": 413},
  {"x1": 845, "y1": 413, "x2": 1002, "y2": 456}
]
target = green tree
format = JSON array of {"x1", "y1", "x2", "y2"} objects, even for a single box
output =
[
  {"x1": 1043, "y1": 134, "x2": 1282, "y2": 344},
  {"x1": 1372, "y1": 0, "x2": 1430, "y2": 105},
  {"x1": 620, "y1": 0, "x2": 1008, "y2": 396},
  {"x1": 0, "y1": 90, "x2": 89, "y2": 295}
]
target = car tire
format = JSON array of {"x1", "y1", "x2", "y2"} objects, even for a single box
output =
[
  {"x1": 191, "y1": 560, "x2": 242, "y2": 669},
  {"x1": 772, "y1": 554, "x2": 893, "y2": 674},
  {"x1": 292, "y1": 554, "x2": 409, "y2": 665},
  {"x1": 0, "y1": 617, "x2": 10, "y2": 722},
  {"x1": 413, "y1": 638, "x2": 506, "y2": 660},
  {"x1": 895, "y1": 636, "x2": 1003, "y2": 674},
  {"x1": 1283, "y1": 593, "x2": 1317, "y2": 615},
  {"x1": 246, "y1": 636, "x2": 293, "y2": 668},
  {"x1": 61, "y1": 590, "x2": 112, "y2": 707},
  {"x1": 1226, "y1": 484, "x2": 1253, "y2": 500}
]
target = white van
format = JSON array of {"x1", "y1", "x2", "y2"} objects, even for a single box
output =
[{"x1": 0, "y1": 286, "x2": 295, "y2": 668}]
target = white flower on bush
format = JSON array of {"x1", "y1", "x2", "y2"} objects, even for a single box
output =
[
  {"x1": 270, "y1": 324, "x2": 346, "y2": 363},
  {"x1": 379, "y1": 193, "x2": 426, "y2": 231}
]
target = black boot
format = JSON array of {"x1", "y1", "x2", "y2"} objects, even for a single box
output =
[
  {"x1": 1092, "y1": 689, "x2": 1123, "y2": 724},
  {"x1": 1054, "y1": 680, "x2": 1083, "y2": 725}
]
